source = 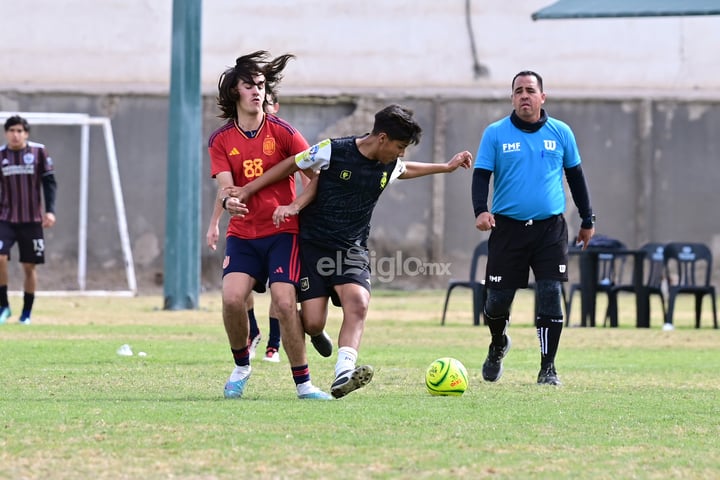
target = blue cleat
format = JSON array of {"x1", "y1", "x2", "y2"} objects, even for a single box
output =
[
  {"x1": 223, "y1": 374, "x2": 250, "y2": 399},
  {"x1": 19, "y1": 315, "x2": 31, "y2": 325},
  {"x1": 0, "y1": 307, "x2": 11, "y2": 325},
  {"x1": 298, "y1": 389, "x2": 333, "y2": 400}
]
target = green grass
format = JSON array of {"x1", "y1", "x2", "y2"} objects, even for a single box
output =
[{"x1": 1, "y1": 290, "x2": 719, "y2": 479}]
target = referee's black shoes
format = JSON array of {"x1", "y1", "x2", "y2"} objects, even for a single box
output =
[
  {"x1": 482, "y1": 335, "x2": 511, "y2": 382},
  {"x1": 537, "y1": 363, "x2": 562, "y2": 386}
]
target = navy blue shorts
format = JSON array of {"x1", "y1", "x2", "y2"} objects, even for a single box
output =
[
  {"x1": 223, "y1": 233, "x2": 300, "y2": 293},
  {"x1": 0, "y1": 221, "x2": 45, "y2": 264},
  {"x1": 485, "y1": 214, "x2": 569, "y2": 289},
  {"x1": 298, "y1": 241, "x2": 371, "y2": 306}
]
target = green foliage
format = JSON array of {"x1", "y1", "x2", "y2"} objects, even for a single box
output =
[{"x1": 1, "y1": 291, "x2": 718, "y2": 479}]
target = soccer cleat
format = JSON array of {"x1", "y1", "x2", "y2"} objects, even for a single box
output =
[
  {"x1": 310, "y1": 331, "x2": 333, "y2": 357},
  {"x1": 19, "y1": 315, "x2": 31, "y2": 325},
  {"x1": 297, "y1": 388, "x2": 333, "y2": 400},
  {"x1": 331, "y1": 365, "x2": 374, "y2": 399},
  {"x1": 223, "y1": 373, "x2": 251, "y2": 399},
  {"x1": 247, "y1": 333, "x2": 262, "y2": 360},
  {"x1": 537, "y1": 363, "x2": 562, "y2": 386},
  {"x1": 0, "y1": 307, "x2": 11, "y2": 325},
  {"x1": 482, "y1": 335, "x2": 511, "y2": 382},
  {"x1": 262, "y1": 347, "x2": 280, "y2": 363}
]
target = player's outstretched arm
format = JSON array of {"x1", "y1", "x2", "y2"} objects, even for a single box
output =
[
  {"x1": 224, "y1": 155, "x2": 299, "y2": 203},
  {"x1": 400, "y1": 150, "x2": 472, "y2": 179}
]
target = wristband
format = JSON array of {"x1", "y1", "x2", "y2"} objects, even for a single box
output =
[
  {"x1": 221, "y1": 196, "x2": 229, "y2": 210},
  {"x1": 581, "y1": 213, "x2": 596, "y2": 229}
]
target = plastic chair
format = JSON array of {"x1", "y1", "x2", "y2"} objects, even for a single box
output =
[
  {"x1": 565, "y1": 247, "x2": 629, "y2": 327},
  {"x1": 663, "y1": 242, "x2": 718, "y2": 328},
  {"x1": 605, "y1": 242, "x2": 667, "y2": 327},
  {"x1": 441, "y1": 240, "x2": 487, "y2": 326}
]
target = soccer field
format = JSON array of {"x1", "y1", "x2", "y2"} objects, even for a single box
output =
[{"x1": 1, "y1": 290, "x2": 718, "y2": 479}]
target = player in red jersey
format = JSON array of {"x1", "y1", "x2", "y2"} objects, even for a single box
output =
[
  {"x1": 207, "y1": 91, "x2": 288, "y2": 364},
  {"x1": 0, "y1": 115, "x2": 57, "y2": 325},
  {"x1": 208, "y1": 51, "x2": 330, "y2": 400}
]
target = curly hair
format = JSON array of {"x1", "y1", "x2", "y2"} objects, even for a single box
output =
[{"x1": 216, "y1": 50, "x2": 295, "y2": 120}]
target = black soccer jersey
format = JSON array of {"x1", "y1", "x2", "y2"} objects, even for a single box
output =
[
  {"x1": 296, "y1": 136, "x2": 405, "y2": 250},
  {"x1": 0, "y1": 141, "x2": 54, "y2": 223}
]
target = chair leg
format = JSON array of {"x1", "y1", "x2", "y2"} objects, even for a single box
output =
[
  {"x1": 565, "y1": 290, "x2": 574, "y2": 326},
  {"x1": 711, "y1": 292, "x2": 718, "y2": 329},
  {"x1": 666, "y1": 293, "x2": 677, "y2": 326},
  {"x1": 659, "y1": 293, "x2": 667, "y2": 325},
  {"x1": 472, "y1": 286, "x2": 485, "y2": 326},
  {"x1": 695, "y1": 293, "x2": 704, "y2": 329},
  {"x1": 606, "y1": 292, "x2": 619, "y2": 327},
  {"x1": 440, "y1": 288, "x2": 454, "y2": 326}
]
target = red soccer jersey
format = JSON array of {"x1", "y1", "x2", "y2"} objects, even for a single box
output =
[
  {"x1": 208, "y1": 114, "x2": 309, "y2": 239},
  {"x1": 0, "y1": 141, "x2": 54, "y2": 223}
]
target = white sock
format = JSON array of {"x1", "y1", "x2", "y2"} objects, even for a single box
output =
[
  {"x1": 229, "y1": 365, "x2": 251, "y2": 382},
  {"x1": 296, "y1": 381, "x2": 319, "y2": 396},
  {"x1": 335, "y1": 346, "x2": 358, "y2": 377}
]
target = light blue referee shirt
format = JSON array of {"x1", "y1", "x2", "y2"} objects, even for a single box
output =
[{"x1": 474, "y1": 115, "x2": 581, "y2": 221}]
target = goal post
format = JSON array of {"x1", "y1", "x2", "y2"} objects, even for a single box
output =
[{"x1": 0, "y1": 111, "x2": 137, "y2": 296}]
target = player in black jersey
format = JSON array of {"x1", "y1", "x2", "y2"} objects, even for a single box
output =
[
  {"x1": 0, "y1": 115, "x2": 57, "y2": 326},
  {"x1": 229, "y1": 104, "x2": 472, "y2": 398}
]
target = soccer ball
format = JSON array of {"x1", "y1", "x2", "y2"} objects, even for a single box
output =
[{"x1": 425, "y1": 357, "x2": 468, "y2": 396}]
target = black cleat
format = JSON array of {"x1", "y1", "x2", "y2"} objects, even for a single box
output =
[
  {"x1": 331, "y1": 365, "x2": 374, "y2": 399},
  {"x1": 482, "y1": 335, "x2": 511, "y2": 382},
  {"x1": 310, "y1": 331, "x2": 333, "y2": 357},
  {"x1": 537, "y1": 363, "x2": 562, "y2": 385}
]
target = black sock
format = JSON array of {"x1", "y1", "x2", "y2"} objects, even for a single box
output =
[
  {"x1": 231, "y1": 347, "x2": 250, "y2": 367},
  {"x1": 536, "y1": 315, "x2": 563, "y2": 367},
  {"x1": 0, "y1": 285, "x2": 8, "y2": 308},
  {"x1": 268, "y1": 316, "x2": 281, "y2": 350},
  {"x1": 22, "y1": 292, "x2": 35, "y2": 317},
  {"x1": 248, "y1": 308, "x2": 260, "y2": 339},
  {"x1": 484, "y1": 311, "x2": 509, "y2": 346}
]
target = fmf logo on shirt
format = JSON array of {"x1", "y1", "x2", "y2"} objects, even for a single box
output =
[{"x1": 503, "y1": 143, "x2": 521, "y2": 152}]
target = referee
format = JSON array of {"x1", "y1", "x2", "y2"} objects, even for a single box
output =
[{"x1": 472, "y1": 71, "x2": 595, "y2": 385}]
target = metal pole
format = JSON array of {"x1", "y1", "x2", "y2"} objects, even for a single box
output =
[{"x1": 163, "y1": 0, "x2": 202, "y2": 309}]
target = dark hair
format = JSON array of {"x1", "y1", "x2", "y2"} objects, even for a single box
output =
[
  {"x1": 216, "y1": 50, "x2": 295, "y2": 120},
  {"x1": 4, "y1": 115, "x2": 30, "y2": 132},
  {"x1": 512, "y1": 70, "x2": 544, "y2": 92},
  {"x1": 372, "y1": 104, "x2": 422, "y2": 145}
]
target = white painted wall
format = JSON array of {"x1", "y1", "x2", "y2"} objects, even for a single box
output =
[{"x1": 5, "y1": 0, "x2": 719, "y2": 96}]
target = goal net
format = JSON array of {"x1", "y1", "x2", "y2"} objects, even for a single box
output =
[{"x1": 0, "y1": 111, "x2": 137, "y2": 296}]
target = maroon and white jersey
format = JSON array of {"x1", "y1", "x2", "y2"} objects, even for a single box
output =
[{"x1": 0, "y1": 141, "x2": 54, "y2": 223}]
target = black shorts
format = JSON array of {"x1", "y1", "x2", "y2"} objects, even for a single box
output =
[
  {"x1": 0, "y1": 221, "x2": 45, "y2": 264},
  {"x1": 485, "y1": 214, "x2": 568, "y2": 289},
  {"x1": 298, "y1": 241, "x2": 371, "y2": 306}
]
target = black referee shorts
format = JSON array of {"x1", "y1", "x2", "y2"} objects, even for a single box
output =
[{"x1": 485, "y1": 214, "x2": 569, "y2": 290}]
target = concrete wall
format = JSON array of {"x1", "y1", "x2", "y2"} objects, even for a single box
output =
[
  {"x1": 5, "y1": 1, "x2": 720, "y2": 95},
  {"x1": 2, "y1": 1, "x2": 720, "y2": 292},
  {"x1": 2, "y1": 92, "x2": 718, "y2": 292}
]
